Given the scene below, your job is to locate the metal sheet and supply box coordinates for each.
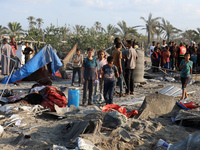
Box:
[158,85,175,94]
[158,86,195,97]
[118,97,145,106]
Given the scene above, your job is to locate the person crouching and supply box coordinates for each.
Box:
[100,56,119,104]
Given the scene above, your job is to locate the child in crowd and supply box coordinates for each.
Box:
[94,50,107,95]
[190,49,197,72]
[112,42,125,97]
[151,47,159,72]
[179,52,193,100]
[82,48,98,106]
[71,49,83,86]
[101,56,119,104]
[163,46,171,73]
[160,47,165,68]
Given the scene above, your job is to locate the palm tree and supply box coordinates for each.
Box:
[140,13,161,47]
[0,25,7,38]
[73,25,85,35]
[154,27,163,41]
[5,22,24,36]
[160,18,182,43]
[192,28,200,43]
[106,24,118,36]
[36,18,44,28]
[59,25,70,41]
[116,20,138,38]
[94,21,104,32]
[27,16,36,29]
[181,30,196,43]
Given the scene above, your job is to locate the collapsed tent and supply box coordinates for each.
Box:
[62,43,78,69]
[1,45,63,84]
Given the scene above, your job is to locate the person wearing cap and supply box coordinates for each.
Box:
[1,38,14,75]
[179,52,193,100]
[188,41,194,54]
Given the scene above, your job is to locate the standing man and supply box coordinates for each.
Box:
[177,43,187,70]
[150,41,155,71]
[1,38,14,75]
[72,49,83,87]
[161,40,167,49]
[124,40,138,95]
[23,42,35,64]
[9,37,18,55]
[197,43,200,68]
[112,42,125,97]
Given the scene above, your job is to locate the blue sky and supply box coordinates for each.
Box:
[1,0,200,35]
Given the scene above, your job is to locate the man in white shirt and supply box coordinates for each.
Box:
[150,41,155,56]
[72,49,83,86]
[150,41,155,69]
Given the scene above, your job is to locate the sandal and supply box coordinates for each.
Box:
[130,92,134,95]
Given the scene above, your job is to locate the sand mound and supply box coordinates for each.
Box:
[137,93,180,119]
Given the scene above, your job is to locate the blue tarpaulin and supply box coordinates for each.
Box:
[1,45,63,84]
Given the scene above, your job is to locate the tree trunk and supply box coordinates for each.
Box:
[167,34,170,43]
[147,30,150,56]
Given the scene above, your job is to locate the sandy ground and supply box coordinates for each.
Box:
[0,57,199,150]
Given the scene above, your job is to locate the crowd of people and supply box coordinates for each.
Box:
[2,36,195,105]
[150,40,200,73]
[72,38,138,106]
[150,40,198,101]
[1,37,35,76]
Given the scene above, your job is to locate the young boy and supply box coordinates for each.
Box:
[151,47,159,72]
[163,46,171,73]
[112,42,125,97]
[72,49,83,86]
[82,48,98,105]
[179,52,193,100]
[100,56,119,104]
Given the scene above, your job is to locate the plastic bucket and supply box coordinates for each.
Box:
[68,87,79,108]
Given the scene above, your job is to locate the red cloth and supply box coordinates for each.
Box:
[55,71,62,78]
[102,104,138,118]
[179,101,199,109]
[41,86,67,111]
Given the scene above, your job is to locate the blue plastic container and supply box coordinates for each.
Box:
[68,87,79,108]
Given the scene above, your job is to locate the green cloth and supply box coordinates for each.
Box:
[180,60,193,77]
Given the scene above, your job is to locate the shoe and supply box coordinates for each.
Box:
[88,103,94,105]
[119,93,126,97]
[130,92,134,95]
[82,103,87,106]
[71,83,74,86]
[126,93,130,95]
[114,93,119,96]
